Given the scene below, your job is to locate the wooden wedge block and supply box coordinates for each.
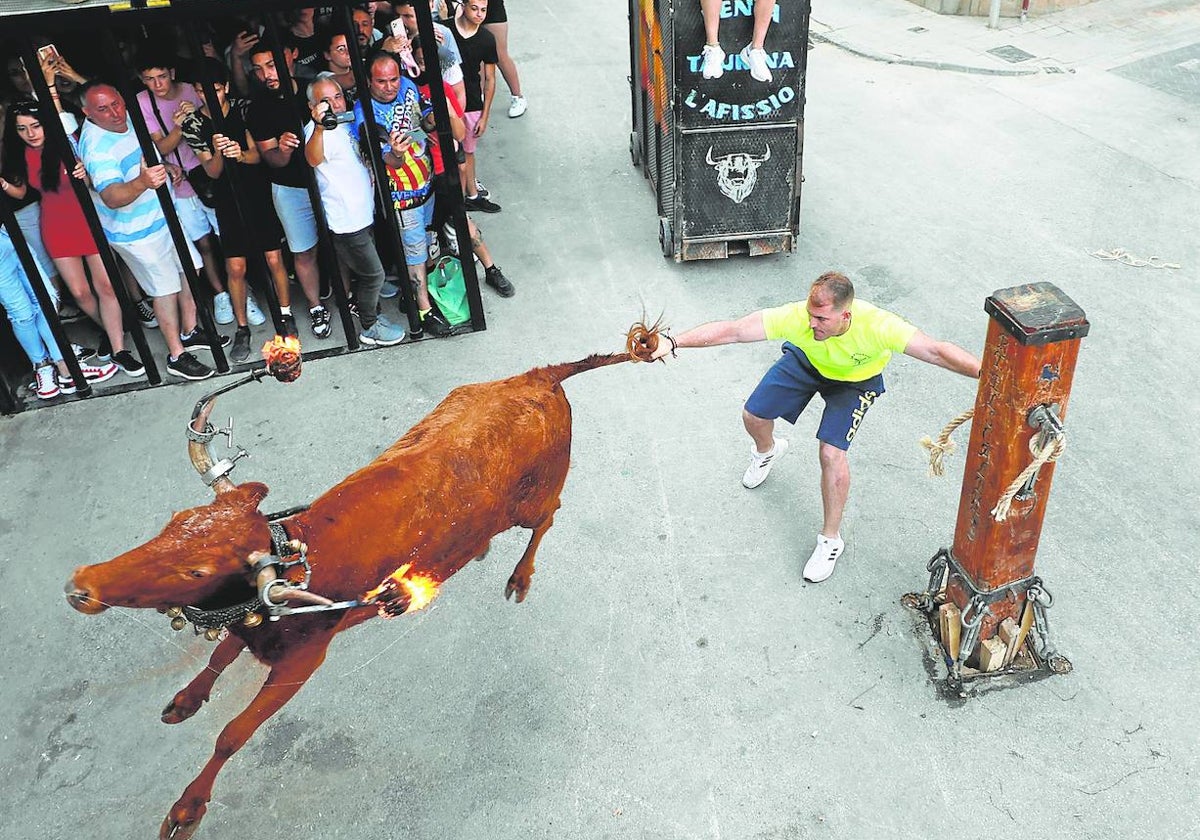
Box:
[998,617,1021,666]
[938,602,961,661]
[978,636,1007,672]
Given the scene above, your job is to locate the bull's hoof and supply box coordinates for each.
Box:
[161,695,202,724]
[159,814,200,840]
[504,576,529,603]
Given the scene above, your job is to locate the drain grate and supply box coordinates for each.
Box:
[907,25,928,33]
[988,44,1037,63]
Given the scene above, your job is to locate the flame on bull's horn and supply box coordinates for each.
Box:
[363,563,441,614]
[262,335,303,382]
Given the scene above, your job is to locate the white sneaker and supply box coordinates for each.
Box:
[245,294,267,326]
[701,44,726,79]
[213,291,234,325]
[740,44,772,83]
[742,437,789,489]
[34,364,60,400]
[803,535,844,583]
[507,95,527,118]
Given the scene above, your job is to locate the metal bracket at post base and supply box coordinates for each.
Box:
[901,548,1072,699]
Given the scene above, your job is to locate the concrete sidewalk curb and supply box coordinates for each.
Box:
[810,22,1042,77]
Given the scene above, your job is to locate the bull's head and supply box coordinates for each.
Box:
[706,144,771,204]
[65,399,272,614]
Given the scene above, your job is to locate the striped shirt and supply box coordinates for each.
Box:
[78,119,167,243]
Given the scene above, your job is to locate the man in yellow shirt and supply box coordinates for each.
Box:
[654,271,981,583]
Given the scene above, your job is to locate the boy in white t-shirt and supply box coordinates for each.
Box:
[303,75,404,346]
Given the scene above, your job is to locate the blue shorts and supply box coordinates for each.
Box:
[396,197,435,266]
[745,342,886,451]
[270,183,319,254]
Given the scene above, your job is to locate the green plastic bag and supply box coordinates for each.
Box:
[427,256,471,326]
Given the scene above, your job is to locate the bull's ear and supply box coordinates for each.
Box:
[218,482,270,510]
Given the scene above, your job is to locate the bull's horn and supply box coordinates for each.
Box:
[188,398,236,494]
[706,145,718,166]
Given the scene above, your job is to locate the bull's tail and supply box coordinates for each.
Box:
[536,318,666,385]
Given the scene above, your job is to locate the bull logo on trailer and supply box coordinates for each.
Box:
[707,144,770,204]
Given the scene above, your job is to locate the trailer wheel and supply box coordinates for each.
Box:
[659,217,673,259]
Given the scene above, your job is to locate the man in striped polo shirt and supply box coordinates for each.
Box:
[78,81,227,380]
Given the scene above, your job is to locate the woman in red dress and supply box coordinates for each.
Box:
[1,97,141,374]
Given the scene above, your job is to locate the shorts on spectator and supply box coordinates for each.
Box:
[271,183,319,254]
[745,342,887,452]
[462,111,483,154]
[396,198,435,266]
[109,227,201,298]
[176,194,220,241]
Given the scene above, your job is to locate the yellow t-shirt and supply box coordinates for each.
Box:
[762,299,918,381]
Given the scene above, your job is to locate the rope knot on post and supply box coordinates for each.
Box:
[990,433,1066,522]
[920,408,975,477]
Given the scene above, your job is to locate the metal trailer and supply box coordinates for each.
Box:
[628,0,810,262]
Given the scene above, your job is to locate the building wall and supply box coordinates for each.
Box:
[906,0,1098,15]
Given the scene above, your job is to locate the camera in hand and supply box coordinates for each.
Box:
[320,110,355,130]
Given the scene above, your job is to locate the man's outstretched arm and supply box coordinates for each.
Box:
[903,331,981,378]
[652,311,767,360]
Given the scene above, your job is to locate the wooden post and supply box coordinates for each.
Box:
[945,283,1089,646]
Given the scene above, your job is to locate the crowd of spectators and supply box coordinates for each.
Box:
[0,0,524,399]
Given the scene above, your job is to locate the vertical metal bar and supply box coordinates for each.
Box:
[336,2,421,336]
[411,0,484,330]
[0,194,90,395]
[180,20,288,339]
[18,39,162,385]
[263,11,360,350]
[99,28,231,372]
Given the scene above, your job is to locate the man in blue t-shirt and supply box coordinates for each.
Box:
[651,271,982,583]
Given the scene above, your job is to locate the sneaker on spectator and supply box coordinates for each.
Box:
[360,316,406,346]
[281,313,298,338]
[166,352,214,381]
[441,223,459,256]
[421,309,452,337]
[309,305,332,338]
[474,179,490,198]
[507,95,527,118]
[464,194,501,214]
[739,44,772,83]
[181,329,231,350]
[428,235,441,262]
[58,359,118,391]
[96,335,112,362]
[213,291,235,325]
[135,298,159,328]
[71,342,97,361]
[701,44,725,79]
[742,437,789,489]
[802,534,845,583]
[34,364,60,400]
[245,295,267,326]
[111,349,146,377]
[230,326,252,362]
[484,265,515,297]
[379,278,400,299]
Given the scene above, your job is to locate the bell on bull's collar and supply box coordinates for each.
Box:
[204,628,222,642]
[243,612,264,628]
[170,616,188,631]
[166,606,183,618]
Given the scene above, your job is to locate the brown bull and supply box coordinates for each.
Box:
[65,330,660,840]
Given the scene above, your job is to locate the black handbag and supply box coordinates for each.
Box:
[185,165,218,208]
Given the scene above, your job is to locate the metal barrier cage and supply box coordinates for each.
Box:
[0,0,485,414]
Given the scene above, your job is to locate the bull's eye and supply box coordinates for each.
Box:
[189,569,210,579]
